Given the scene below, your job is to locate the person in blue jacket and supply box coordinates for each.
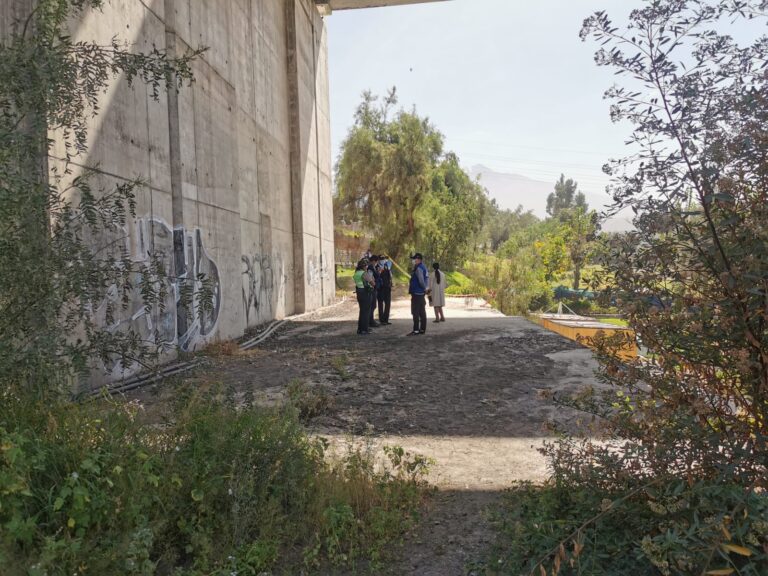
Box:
[408,252,429,335]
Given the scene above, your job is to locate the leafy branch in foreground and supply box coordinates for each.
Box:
[490,1,768,574]
[0,0,203,392]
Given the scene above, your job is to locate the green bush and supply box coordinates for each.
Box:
[488,447,768,575]
[444,284,467,295]
[0,387,430,575]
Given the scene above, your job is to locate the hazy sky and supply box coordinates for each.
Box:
[326,0,646,204]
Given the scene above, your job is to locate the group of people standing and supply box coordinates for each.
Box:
[353,254,393,335]
[352,251,446,336]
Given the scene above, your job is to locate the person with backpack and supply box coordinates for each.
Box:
[430,262,447,323]
[408,252,429,335]
[353,259,373,335]
[377,256,393,325]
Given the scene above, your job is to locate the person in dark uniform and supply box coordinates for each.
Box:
[408,252,429,335]
[353,259,371,335]
[377,255,393,325]
[367,255,381,328]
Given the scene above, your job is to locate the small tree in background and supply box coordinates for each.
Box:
[546,174,588,219]
[544,175,599,289]
[0,0,202,393]
[534,229,569,283]
[562,206,600,290]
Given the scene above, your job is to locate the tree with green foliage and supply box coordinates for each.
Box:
[534,228,569,282]
[492,2,768,574]
[546,174,588,218]
[0,0,202,393]
[561,206,600,290]
[416,153,488,268]
[481,202,540,253]
[334,89,444,259]
[543,174,599,289]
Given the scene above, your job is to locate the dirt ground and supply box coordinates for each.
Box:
[129,296,601,575]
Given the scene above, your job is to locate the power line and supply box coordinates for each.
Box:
[457,150,611,172]
[446,137,622,158]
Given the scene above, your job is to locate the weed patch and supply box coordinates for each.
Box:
[0,387,429,575]
[287,379,335,422]
[330,353,352,381]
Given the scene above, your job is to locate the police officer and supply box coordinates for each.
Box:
[377,255,393,325]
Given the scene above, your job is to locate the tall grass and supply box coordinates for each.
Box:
[0,385,430,575]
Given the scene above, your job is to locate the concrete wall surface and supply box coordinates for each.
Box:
[2,0,336,382]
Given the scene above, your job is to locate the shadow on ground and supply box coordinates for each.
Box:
[129,298,602,575]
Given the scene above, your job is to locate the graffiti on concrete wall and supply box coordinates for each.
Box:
[321,252,332,284]
[307,255,320,287]
[306,253,332,288]
[241,253,285,325]
[95,217,221,364]
[173,225,222,351]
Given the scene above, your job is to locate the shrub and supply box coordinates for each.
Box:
[488,2,768,574]
[465,254,551,315]
[488,442,768,576]
[444,284,467,295]
[286,379,335,422]
[0,1,203,392]
[0,386,429,575]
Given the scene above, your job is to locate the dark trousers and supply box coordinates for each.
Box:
[411,294,427,333]
[378,288,391,323]
[369,289,378,324]
[356,289,371,333]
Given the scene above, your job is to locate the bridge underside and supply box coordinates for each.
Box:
[319,0,447,12]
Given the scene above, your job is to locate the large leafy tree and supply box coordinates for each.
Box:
[0,1,201,392]
[586,0,768,464]
[416,153,488,268]
[335,89,444,258]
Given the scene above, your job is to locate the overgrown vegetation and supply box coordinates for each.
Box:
[488,1,768,573]
[0,386,430,574]
[0,3,431,573]
[0,0,205,392]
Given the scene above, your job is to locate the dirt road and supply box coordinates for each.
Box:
[132,296,600,574]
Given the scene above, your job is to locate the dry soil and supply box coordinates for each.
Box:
[129,296,601,575]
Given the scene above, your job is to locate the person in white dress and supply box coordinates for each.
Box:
[430,262,447,322]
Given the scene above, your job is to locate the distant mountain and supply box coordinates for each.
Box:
[470,164,633,231]
[470,165,552,217]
